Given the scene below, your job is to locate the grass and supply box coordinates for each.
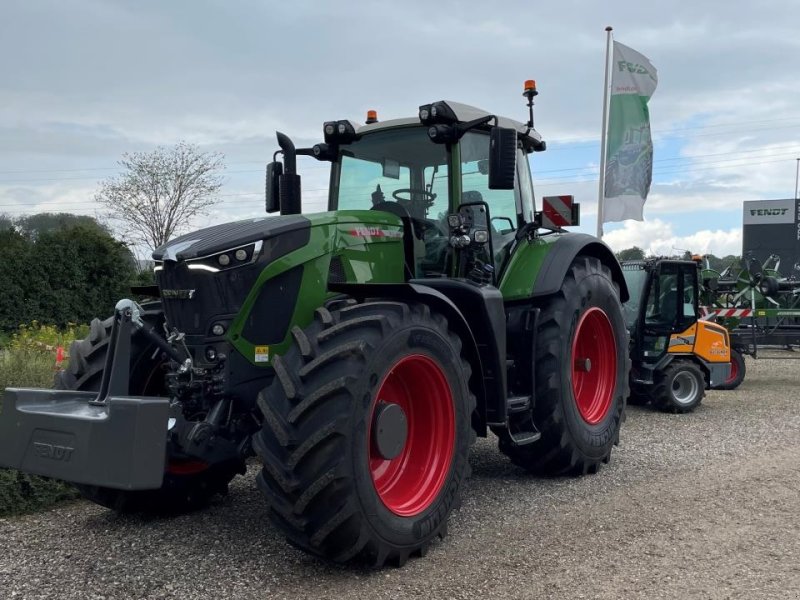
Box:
[0,345,81,516]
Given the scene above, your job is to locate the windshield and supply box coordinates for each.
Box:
[334,127,449,220]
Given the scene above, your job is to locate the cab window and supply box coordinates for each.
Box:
[459,132,517,231]
[459,132,519,270]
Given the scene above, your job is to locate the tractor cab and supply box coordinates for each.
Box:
[320,101,546,282]
[622,258,731,412]
[265,95,574,288]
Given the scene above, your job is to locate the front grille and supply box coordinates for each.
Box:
[156,262,260,335]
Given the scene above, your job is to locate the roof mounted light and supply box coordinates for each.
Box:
[365,109,378,124]
[418,101,458,126]
[323,120,358,144]
[427,124,459,144]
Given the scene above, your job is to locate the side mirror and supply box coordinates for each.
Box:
[488,127,517,190]
[265,161,282,213]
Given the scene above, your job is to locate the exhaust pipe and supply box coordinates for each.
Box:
[276,132,301,215]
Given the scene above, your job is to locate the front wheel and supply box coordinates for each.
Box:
[253,301,475,567]
[498,256,629,475]
[651,359,706,413]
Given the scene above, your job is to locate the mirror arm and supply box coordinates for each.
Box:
[456,115,495,137]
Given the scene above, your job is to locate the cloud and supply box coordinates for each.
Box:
[2,0,800,250]
[604,218,742,256]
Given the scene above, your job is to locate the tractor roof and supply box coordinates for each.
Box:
[355,101,543,145]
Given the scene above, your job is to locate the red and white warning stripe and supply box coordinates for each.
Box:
[542,195,574,228]
[700,307,753,318]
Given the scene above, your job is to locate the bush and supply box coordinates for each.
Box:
[0,324,87,515]
[0,470,79,517]
[8,321,89,353]
[0,223,136,333]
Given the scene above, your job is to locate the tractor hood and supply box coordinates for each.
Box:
[152,215,311,262]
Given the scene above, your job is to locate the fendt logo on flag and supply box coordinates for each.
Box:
[542,195,575,228]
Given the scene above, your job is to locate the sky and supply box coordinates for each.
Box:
[1,0,799,257]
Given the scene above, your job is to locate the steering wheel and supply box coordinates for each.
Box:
[371,200,445,240]
[392,188,436,204]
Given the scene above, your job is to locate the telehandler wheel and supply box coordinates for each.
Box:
[54,305,243,514]
[498,256,629,476]
[253,301,475,567]
[714,348,745,390]
[651,359,705,413]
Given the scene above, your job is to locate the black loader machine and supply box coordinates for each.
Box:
[0,82,631,566]
[622,258,731,412]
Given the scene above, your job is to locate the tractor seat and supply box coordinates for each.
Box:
[462,190,484,205]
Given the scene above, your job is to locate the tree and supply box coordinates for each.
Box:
[0,228,35,331]
[616,246,646,261]
[96,142,224,252]
[0,213,13,231]
[0,221,137,332]
[31,226,136,326]
[15,212,109,239]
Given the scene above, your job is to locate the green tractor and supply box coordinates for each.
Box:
[0,85,630,566]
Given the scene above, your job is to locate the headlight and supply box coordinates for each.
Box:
[185,241,263,273]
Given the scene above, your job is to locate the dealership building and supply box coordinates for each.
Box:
[742,198,800,274]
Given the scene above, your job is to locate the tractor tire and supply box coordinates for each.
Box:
[714,348,745,390]
[498,256,629,476]
[54,305,243,514]
[651,359,705,413]
[253,301,475,567]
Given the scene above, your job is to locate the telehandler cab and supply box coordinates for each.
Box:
[1,82,630,566]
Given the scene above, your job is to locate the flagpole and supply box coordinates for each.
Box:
[596,26,613,239]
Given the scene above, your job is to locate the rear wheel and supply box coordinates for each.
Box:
[55,306,243,513]
[253,301,475,566]
[651,359,705,413]
[498,256,629,475]
[714,348,745,390]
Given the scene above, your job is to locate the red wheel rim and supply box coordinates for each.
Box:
[166,459,208,476]
[368,354,455,517]
[726,356,738,384]
[571,307,617,425]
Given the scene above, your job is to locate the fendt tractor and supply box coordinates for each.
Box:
[622,258,731,413]
[0,82,630,567]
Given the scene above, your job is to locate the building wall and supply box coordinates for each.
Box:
[742,198,800,276]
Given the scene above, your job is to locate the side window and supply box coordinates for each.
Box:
[682,269,697,320]
[646,270,678,327]
[460,133,517,233]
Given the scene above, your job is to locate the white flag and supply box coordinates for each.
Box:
[602,42,658,223]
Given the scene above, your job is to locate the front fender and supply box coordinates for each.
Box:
[329,280,506,437]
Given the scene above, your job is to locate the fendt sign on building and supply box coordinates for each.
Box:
[742,199,800,272]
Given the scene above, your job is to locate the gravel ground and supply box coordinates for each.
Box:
[2,355,799,599]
